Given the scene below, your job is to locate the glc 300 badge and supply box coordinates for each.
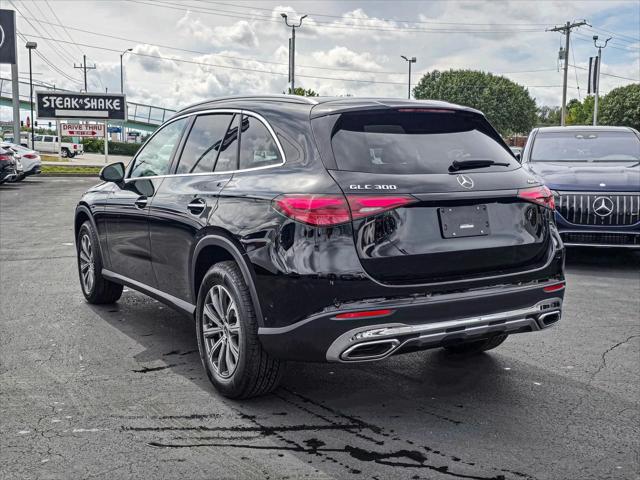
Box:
[593,196,614,217]
[457,174,474,189]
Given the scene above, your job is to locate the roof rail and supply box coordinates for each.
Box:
[177,94,318,113]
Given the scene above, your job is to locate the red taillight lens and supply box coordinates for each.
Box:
[273,194,351,226]
[335,309,394,319]
[0,154,12,161]
[543,282,565,292]
[347,195,417,220]
[518,185,555,210]
[23,153,36,159]
[273,194,416,227]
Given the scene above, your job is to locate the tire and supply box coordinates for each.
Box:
[196,261,284,399]
[443,334,508,355]
[61,148,69,158]
[68,152,76,159]
[77,221,123,304]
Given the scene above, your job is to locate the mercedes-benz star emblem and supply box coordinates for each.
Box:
[457,174,474,189]
[593,196,614,217]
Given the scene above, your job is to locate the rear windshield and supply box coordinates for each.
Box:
[329,111,518,174]
[531,131,640,162]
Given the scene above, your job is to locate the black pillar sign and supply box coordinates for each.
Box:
[0,9,17,65]
[36,91,127,120]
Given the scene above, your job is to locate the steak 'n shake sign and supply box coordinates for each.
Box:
[36,91,127,120]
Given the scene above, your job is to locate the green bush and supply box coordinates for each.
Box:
[81,138,142,156]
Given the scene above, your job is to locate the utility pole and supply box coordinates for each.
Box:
[281,13,307,93]
[592,35,611,126]
[548,20,589,126]
[25,41,38,150]
[401,56,417,99]
[74,54,96,92]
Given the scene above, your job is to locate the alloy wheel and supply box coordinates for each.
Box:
[202,284,241,379]
[79,233,95,293]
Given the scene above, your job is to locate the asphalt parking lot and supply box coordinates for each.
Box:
[1,177,639,480]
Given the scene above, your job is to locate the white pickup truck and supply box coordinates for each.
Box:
[32,134,84,158]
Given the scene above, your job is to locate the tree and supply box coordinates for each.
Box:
[412,69,537,136]
[566,96,594,125]
[286,87,319,97]
[537,105,562,126]
[599,83,640,130]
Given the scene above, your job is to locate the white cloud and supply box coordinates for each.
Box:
[131,44,178,73]
[177,11,258,48]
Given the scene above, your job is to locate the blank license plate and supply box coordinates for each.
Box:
[438,205,490,238]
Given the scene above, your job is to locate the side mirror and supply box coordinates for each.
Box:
[100,162,125,183]
[515,152,521,162]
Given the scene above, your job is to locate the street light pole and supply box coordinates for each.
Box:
[120,48,132,94]
[401,56,417,99]
[592,35,611,126]
[120,48,132,142]
[281,13,307,93]
[25,41,37,150]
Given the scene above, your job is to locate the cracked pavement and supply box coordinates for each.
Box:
[1,177,639,480]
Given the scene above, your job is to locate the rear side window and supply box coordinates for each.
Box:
[176,114,233,174]
[238,115,282,170]
[214,114,240,172]
[329,111,517,174]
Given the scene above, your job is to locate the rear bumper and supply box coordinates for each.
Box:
[259,280,565,362]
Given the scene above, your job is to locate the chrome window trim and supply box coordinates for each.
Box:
[125,108,287,182]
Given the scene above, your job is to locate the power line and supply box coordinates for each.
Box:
[128,0,547,34]
[18,32,579,90]
[570,36,581,99]
[15,16,561,78]
[570,64,640,82]
[201,0,556,26]
[14,0,77,65]
[43,0,84,55]
[16,31,84,86]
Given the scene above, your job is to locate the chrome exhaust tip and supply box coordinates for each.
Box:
[341,339,400,361]
[538,310,561,328]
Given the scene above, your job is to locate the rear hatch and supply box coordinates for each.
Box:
[312,108,554,285]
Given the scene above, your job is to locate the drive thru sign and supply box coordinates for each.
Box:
[61,123,105,137]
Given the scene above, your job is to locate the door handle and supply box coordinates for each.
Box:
[134,196,148,209]
[187,198,207,215]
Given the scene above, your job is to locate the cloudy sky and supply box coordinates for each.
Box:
[1,0,639,120]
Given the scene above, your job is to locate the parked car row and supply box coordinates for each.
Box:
[2,132,84,158]
[0,142,42,184]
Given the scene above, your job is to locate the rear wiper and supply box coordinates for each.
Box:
[449,159,511,172]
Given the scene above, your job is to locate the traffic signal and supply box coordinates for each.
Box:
[20,120,24,126]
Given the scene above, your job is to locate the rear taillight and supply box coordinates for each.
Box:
[543,282,565,293]
[23,153,36,159]
[272,194,416,226]
[518,185,555,210]
[273,195,350,226]
[347,195,416,220]
[0,154,12,161]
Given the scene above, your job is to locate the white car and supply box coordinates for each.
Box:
[1,143,42,181]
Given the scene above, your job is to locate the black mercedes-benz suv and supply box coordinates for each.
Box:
[75,96,565,398]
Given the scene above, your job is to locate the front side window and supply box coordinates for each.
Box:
[531,131,640,162]
[176,114,233,174]
[129,118,188,178]
[35,135,43,142]
[44,136,54,142]
[238,115,282,170]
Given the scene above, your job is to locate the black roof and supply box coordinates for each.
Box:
[176,95,483,118]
